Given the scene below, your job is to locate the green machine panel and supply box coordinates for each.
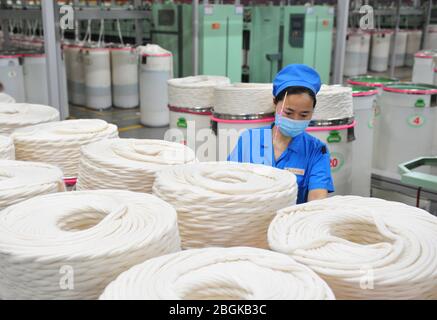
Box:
[151,3,193,78]
[282,5,334,84]
[248,5,283,83]
[312,6,334,84]
[199,4,243,82]
[151,3,243,82]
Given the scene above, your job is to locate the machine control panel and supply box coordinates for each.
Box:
[289,14,305,48]
[158,9,175,26]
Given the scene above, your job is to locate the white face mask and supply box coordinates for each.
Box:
[275,113,310,138]
[274,91,310,138]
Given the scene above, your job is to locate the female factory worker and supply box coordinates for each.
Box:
[228,64,334,204]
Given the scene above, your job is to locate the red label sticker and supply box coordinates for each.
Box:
[330,158,339,168]
[407,115,426,128]
[330,152,345,173]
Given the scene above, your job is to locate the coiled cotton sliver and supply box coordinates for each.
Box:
[168,76,230,109]
[0,160,65,210]
[100,247,335,300]
[0,103,60,134]
[0,190,181,299]
[12,119,118,178]
[77,139,196,193]
[0,136,14,160]
[153,162,298,249]
[313,85,353,121]
[268,195,437,299]
[0,93,16,103]
[213,83,274,115]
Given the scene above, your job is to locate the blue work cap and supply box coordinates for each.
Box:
[272,64,322,97]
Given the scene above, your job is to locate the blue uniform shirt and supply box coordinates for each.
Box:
[228,126,334,204]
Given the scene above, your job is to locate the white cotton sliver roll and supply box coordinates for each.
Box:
[313,85,354,121]
[168,75,231,109]
[77,138,196,193]
[153,162,298,249]
[213,83,274,115]
[268,195,437,300]
[0,102,59,135]
[100,247,335,300]
[0,160,65,210]
[0,135,14,160]
[0,189,181,299]
[11,119,119,178]
[0,93,16,103]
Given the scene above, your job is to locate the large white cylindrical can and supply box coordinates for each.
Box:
[347,75,399,95]
[138,44,173,127]
[212,113,275,162]
[307,121,356,196]
[390,31,408,67]
[22,53,49,105]
[111,47,139,109]
[359,32,371,74]
[373,83,437,176]
[425,24,437,49]
[167,76,230,162]
[344,31,371,76]
[350,86,378,197]
[406,30,423,67]
[82,47,112,110]
[412,51,436,85]
[0,55,25,102]
[65,44,86,106]
[344,32,362,77]
[60,50,70,119]
[168,107,215,162]
[370,31,392,72]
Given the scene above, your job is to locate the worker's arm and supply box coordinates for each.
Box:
[307,145,335,202]
[308,189,328,202]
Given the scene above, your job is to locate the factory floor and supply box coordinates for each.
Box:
[70,67,414,138]
[69,104,168,139]
[365,66,413,82]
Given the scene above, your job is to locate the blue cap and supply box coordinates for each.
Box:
[272,64,322,98]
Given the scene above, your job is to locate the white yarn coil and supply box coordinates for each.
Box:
[77,138,196,193]
[0,190,181,300]
[100,247,335,300]
[0,160,65,210]
[268,196,437,300]
[213,83,274,115]
[0,135,14,160]
[12,119,118,178]
[313,85,353,121]
[168,76,230,109]
[0,93,16,103]
[0,103,60,135]
[153,162,298,249]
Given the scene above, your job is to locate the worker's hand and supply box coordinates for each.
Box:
[308,189,328,202]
